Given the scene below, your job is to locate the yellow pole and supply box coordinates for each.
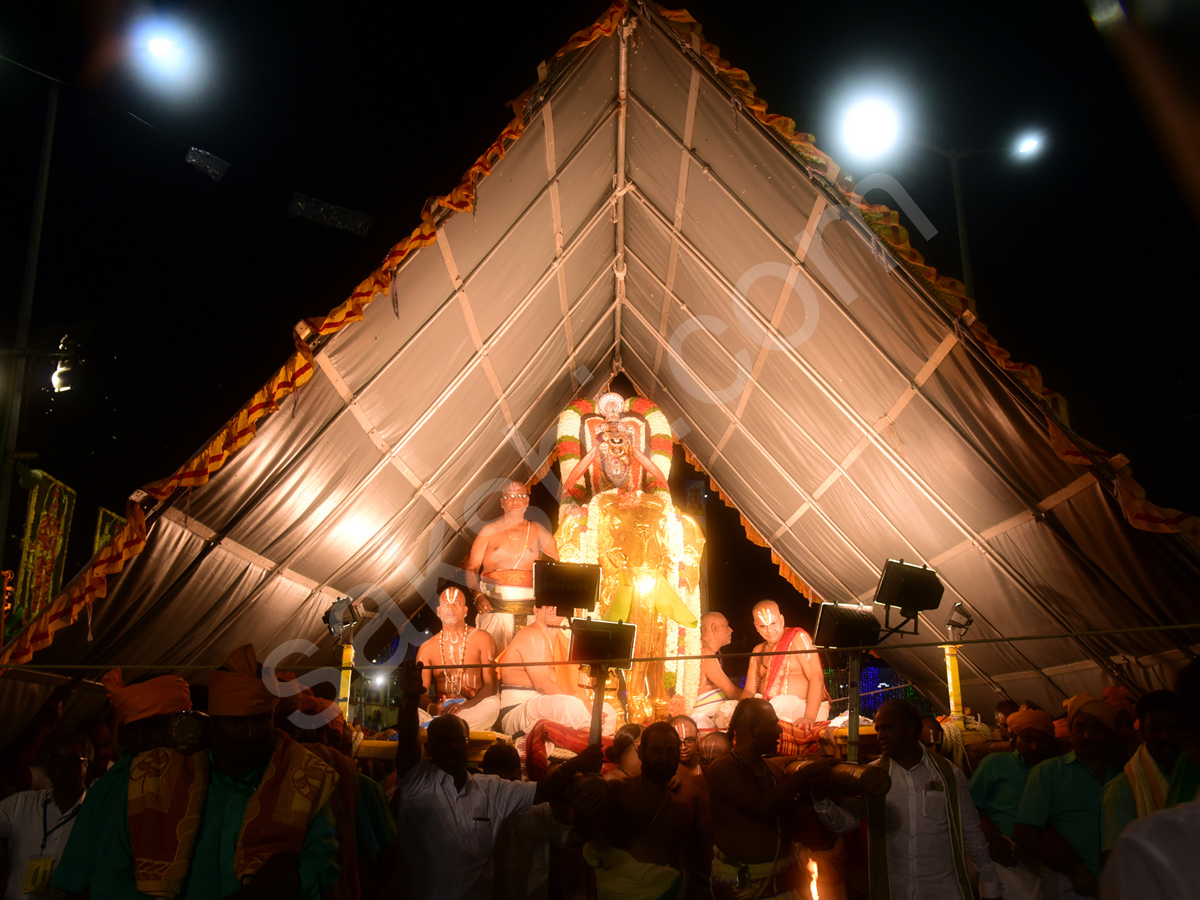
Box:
[339,642,354,720]
[942,643,964,726]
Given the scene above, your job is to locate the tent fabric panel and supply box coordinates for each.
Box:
[542,34,618,175]
[324,492,442,600]
[355,297,477,447]
[770,528,861,604]
[784,512,879,599]
[623,193,673,282]
[34,516,207,667]
[184,373,347,535]
[624,104,688,230]
[626,19,696,139]
[737,389,835,497]
[323,244,457,396]
[1050,484,1200,627]
[845,445,965,560]
[564,219,617,301]
[889,393,1028,535]
[989,520,1171,660]
[287,463,417,585]
[717,428,803,524]
[556,117,618,245]
[687,72,823,264]
[753,349,863,465]
[919,344,1082,501]
[815,477,922,575]
[811,219,950,374]
[403,368,507,483]
[179,575,320,669]
[427,407,518,516]
[225,414,384,561]
[570,271,617,350]
[489,278,566,390]
[437,115,553,282]
[460,195,557,346]
[501,332,573,426]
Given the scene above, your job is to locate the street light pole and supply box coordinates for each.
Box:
[947,147,974,299]
[0,82,58,574]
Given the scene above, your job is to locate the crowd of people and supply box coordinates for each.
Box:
[0,624,1195,900]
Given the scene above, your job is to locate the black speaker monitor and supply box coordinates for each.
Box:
[814,604,882,649]
[568,618,637,670]
[533,560,601,617]
[874,559,944,617]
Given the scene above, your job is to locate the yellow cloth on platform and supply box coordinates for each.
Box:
[1125,743,1170,817]
[583,840,682,900]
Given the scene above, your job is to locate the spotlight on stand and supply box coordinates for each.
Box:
[325,596,359,640]
[873,558,944,639]
[814,603,883,765]
[945,600,973,639]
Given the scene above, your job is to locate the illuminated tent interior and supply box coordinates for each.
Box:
[4,1,1199,727]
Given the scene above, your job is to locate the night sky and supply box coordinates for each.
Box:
[2,1,1198,644]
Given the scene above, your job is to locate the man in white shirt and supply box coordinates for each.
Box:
[1102,660,1200,900]
[0,733,91,899]
[392,659,601,900]
[815,699,1001,900]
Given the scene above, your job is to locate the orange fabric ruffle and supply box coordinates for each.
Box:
[102,669,192,725]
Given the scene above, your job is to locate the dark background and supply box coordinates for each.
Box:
[3,1,1198,651]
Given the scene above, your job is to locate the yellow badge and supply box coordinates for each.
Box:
[22,857,54,894]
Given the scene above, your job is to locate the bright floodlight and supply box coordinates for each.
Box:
[131,17,202,92]
[373,675,385,687]
[841,98,901,159]
[1016,133,1042,157]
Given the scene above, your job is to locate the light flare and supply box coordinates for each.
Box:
[807,858,819,900]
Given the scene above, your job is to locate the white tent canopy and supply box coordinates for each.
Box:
[5,3,1198,723]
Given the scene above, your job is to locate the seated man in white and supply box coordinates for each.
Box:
[718,600,828,730]
[498,601,615,736]
[414,584,501,732]
[693,611,740,731]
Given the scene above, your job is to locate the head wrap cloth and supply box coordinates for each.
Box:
[1065,693,1118,730]
[102,670,192,725]
[1006,708,1055,738]
[209,644,278,717]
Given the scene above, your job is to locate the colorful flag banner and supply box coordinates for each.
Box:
[94,507,127,555]
[15,472,76,621]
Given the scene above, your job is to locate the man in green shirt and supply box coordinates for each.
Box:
[969,707,1056,900]
[1101,690,1188,855]
[1014,694,1121,899]
[53,647,339,900]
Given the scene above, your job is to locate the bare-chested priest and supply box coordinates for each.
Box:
[467,480,558,653]
[743,600,829,730]
[414,586,500,731]
[693,611,740,731]
[498,601,616,736]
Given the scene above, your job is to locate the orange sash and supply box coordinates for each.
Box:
[128,748,210,899]
[482,568,534,588]
[235,733,339,880]
[763,628,803,700]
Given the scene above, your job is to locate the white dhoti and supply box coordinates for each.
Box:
[995,859,1043,900]
[768,694,830,724]
[439,693,502,732]
[499,686,615,736]
[692,688,728,731]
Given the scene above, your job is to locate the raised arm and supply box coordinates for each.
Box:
[394,660,426,779]
[708,756,837,821]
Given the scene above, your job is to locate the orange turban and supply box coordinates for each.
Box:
[1006,708,1055,738]
[297,689,345,734]
[102,669,192,725]
[1066,693,1118,730]
[209,645,278,717]
[273,672,302,715]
